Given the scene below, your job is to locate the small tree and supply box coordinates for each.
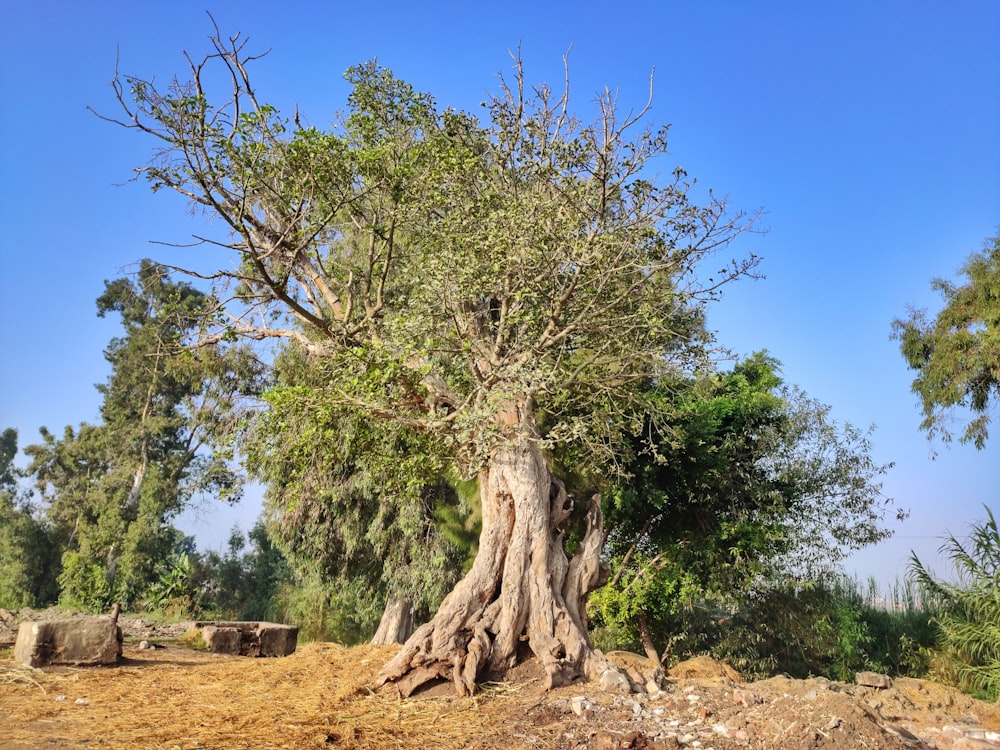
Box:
[101,28,759,693]
[893,231,1000,449]
[591,353,899,662]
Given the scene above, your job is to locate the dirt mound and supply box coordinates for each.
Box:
[1,619,999,749]
[668,655,746,684]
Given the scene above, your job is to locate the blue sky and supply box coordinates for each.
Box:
[1,1,997,587]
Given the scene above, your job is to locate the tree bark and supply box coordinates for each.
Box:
[375,430,619,697]
[637,612,661,665]
[371,596,415,645]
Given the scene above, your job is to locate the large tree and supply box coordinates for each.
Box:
[101,30,759,694]
[893,231,1000,449]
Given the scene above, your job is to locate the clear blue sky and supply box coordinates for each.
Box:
[1,1,997,587]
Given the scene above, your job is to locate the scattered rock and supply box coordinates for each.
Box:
[570,695,594,717]
[607,650,666,694]
[599,667,633,694]
[857,671,894,689]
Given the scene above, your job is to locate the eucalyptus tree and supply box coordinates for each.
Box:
[101,28,759,694]
[893,231,1000,449]
[25,262,261,608]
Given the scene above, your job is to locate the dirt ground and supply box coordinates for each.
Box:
[1,610,999,749]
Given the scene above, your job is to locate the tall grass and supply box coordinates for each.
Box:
[854,576,939,678]
[911,506,1000,701]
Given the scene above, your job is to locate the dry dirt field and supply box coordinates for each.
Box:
[1,613,999,750]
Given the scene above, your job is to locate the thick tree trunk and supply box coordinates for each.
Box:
[371,596,415,645]
[376,432,619,697]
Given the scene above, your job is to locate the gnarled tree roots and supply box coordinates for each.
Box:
[375,440,621,697]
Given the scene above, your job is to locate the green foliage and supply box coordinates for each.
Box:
[858,578,939,678]
[144,551,199,617]
[271,567,384,644]
[911,507,1000,700]
[24,263,262,610]
[590,353,900,660]
[197,523,293,621]
[245,343,472,618]
[0,428,58,608]
[893,231,1000,449]
[593,575,936,682]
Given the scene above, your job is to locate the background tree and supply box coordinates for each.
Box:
[0,428,58,608]
[893,231,1000,449]
[25,261,261,609]
[589,352,900,663]
[102,30,759,694]
[195,522,292,621]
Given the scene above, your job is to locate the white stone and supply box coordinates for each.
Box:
[598,668,631,694]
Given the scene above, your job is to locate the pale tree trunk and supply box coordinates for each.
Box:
[637,612,661,665]
[376,425,620,697]
[371,596,415,645]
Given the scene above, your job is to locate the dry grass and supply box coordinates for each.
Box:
[0,642,552,750]
[5,639,1000,750]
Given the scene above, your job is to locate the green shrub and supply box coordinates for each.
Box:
[590,574,938,682]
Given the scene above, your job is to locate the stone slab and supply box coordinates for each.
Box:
[202,625,243,655]
[189,621,298,657]
[13,617,122,667]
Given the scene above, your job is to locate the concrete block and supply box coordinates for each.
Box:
[190,621,298,657]
[202,625,242,655]
[13,617,122,667]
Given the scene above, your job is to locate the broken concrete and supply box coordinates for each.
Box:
[189,621,298,657]
[13,615,123,667]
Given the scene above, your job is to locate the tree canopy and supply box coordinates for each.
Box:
[893,231,1000,449]
[101,38,760,472]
